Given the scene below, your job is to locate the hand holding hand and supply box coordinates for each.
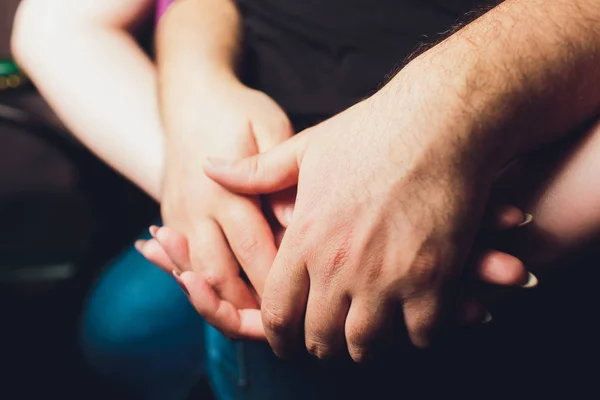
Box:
[160,80,294,318]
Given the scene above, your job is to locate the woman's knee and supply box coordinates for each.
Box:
[80,243,205,390]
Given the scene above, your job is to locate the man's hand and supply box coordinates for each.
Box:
[136,203,535,340]
[201,88,511,359]
[202,0,600,360]
[161,80,294,313]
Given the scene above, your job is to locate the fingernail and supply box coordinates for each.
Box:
[134,240,146,252]
[172,270,189,296]
[149,225,159,237]
[518,213,533,227]
[481,311,493,324]
[522,272,538,289]
[205,157,231,168]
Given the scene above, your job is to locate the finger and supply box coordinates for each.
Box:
[261,235,310,358]
[473,249,537,287]
[187,220,258,309]
[203,131,309,194]
[175,271,266,340]
[218,199,278,297]
[273,226,286,248]
[152,226,191,269]
[344,296,395,362]
[303,287,350,360]
[457,299,492,325]
[484,204,532,232]
[474,249,528,286]
[135,239,179,273]
[402,291,445,349]
[251,113,295,151]
[269,187,297,228]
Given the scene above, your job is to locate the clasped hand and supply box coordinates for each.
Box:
[140,88,534,361]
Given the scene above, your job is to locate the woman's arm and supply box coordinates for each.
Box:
[12,0,163,200]
[494,121,600,270]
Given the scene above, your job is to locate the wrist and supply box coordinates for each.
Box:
[161,74,245,138]
[383,42,522,181]
[375,64,505,187]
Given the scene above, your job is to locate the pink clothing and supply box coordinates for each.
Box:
[156,0,173,23]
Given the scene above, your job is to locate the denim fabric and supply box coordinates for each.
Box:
[80,227,485,399]
[79,231,332,400]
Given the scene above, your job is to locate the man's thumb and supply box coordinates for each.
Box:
[203,133,307,194]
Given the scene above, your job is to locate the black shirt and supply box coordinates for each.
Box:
[236,0,497,129]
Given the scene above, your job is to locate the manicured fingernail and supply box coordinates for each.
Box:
[149,225,159,237]
[522,272,538,289]
[481,311,493,324]
[134,240,146,252]
[205,157,231,168]
[172,270,189,296]
[518,213,533,227]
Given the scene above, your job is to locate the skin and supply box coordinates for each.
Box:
[156,0,295,312]
[198,0,600,361]
[12,0,294,309]
[494,120,600,272]
[13,0,534,346]
[137,204,532,339]
[12,0,164,199]
[16,0,600,363]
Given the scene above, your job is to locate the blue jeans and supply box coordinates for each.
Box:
[80,230,339,400]
[80,231,488,399]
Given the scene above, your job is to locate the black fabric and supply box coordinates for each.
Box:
[236,0,498,129]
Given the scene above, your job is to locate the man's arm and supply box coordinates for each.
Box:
[12,0,163,199]
[198,0,600,357]
[385,0,600,177]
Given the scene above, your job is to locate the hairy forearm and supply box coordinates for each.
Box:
[156,0,242,139]
[12,0,163,200]
[388,0,600,178]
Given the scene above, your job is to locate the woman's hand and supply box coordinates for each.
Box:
[160,80,295,322]
[137,203,535,340]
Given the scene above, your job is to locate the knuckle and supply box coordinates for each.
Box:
[399,251,444,294]
[262,307,292,336]
[236,233,261,261]
[316,240,352,286]
[348,344,370,363]
[246,157,262,184]
[274,117,293,137]
[202,270,229,290]
[411,333,433,349]
[345,326,370,355]
[405,308,438,348]
[328,246,350,274]
[344,318,381,363]
[227,202,249,219]
[305,336,335,360]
